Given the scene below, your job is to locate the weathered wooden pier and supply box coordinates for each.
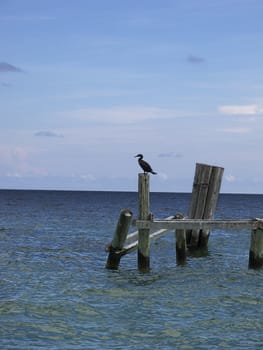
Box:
[106,163,263,271]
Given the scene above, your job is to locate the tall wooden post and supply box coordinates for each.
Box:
[138,173,150,272]
[105,208,133,269]
[187,163,224,248]
[189,164,212,247]
[199,165,224,247]
[249,220,263,269]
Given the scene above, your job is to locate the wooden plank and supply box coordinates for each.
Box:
[125,215,175,246]
[136,219,258,231]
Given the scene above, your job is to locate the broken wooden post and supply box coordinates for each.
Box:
[105,208,133,269]
[138,173,151,272]
[189,164,212,247]
[249,220,263,269]
[175,213,187,265]
[199,165,224,247]
[187,163,224,248]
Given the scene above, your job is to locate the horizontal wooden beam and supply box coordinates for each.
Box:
[135,219,261,231]
[113,218,263,258]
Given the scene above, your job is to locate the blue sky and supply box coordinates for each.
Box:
[1,0,263,193]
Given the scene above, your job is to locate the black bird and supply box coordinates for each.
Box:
[135,154,157,175]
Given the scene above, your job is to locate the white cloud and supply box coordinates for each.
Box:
[218,104,263,115]
[225,174,236,183]
[158,152,183,158]
[0,146,27,169]
[62,106,178,124]
[158,172,168,180]
[220,127,251,134]
[79,174,96,181]
[0,145,47,177]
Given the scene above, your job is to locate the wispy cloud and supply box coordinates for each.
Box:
[187,54,205,64]
[219,104,263,115]
[34,131,64,138]
[158,172,168,181]
[225,174,236,183]
[219,127,251,134]
[0,62,23,73]
[61,88,141,99]
[158,152,183,158]
[0,145,47,177]
[72,173,96,182]
[63,106,179,124]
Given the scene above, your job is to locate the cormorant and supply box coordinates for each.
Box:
[135,154,157,175]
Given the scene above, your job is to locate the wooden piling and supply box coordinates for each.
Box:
[187,163,224,248]
[189,164,212,247]
[138,173,151,272]
[199,165,224,247]
[175,213,187,265]
[249,220,263,269]
[105,208,133,269]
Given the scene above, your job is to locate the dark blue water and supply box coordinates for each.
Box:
[0,190,262,349]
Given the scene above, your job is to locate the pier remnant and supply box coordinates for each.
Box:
[106,162,262,271]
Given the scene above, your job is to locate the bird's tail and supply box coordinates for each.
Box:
[151,171,157,175]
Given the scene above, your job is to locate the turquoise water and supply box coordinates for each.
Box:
[0,190,262,349]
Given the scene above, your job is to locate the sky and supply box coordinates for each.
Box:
[1,0,263,193]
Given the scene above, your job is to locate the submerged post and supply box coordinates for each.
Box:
[249,220,263,269]
[138,173,150,272]
[175,213,187,265]
[105,208,133,269]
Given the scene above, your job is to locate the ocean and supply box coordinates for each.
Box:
[0,190,262,349]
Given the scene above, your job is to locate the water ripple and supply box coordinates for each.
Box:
[0,191,262,349]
